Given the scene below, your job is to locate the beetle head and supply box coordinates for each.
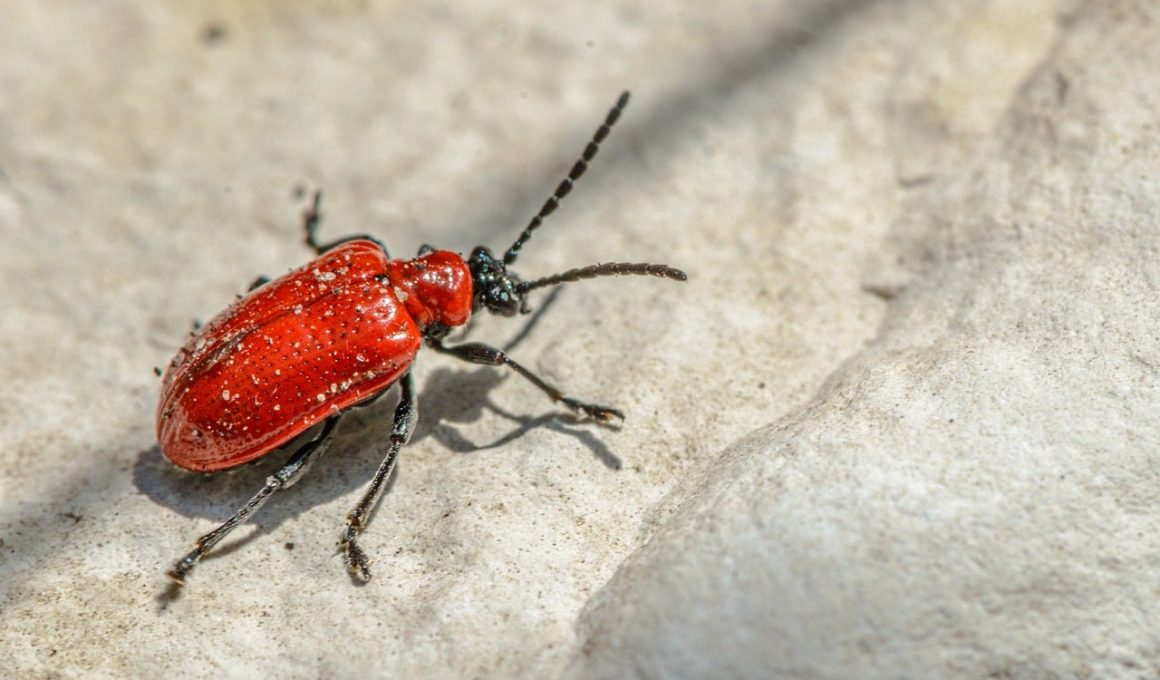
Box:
[468,246,527,317]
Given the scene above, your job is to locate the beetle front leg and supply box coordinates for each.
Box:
[428,339,623,423]
[166,417,340,585]
[341,371,416,581]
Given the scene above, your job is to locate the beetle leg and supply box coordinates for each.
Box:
[247,275,271,292]
[166,417,340,586]
[428,339,624,423]
[302,189,325,252]
[301,189,391,257]
[340,371,416,581]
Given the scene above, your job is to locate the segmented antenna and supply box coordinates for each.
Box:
[503,91,631,266]
[516,262,687,294]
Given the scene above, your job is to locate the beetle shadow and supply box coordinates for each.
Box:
[419,286,621,468]
[136,287,620,599]
[137,416,406,606]
[338,287,623,468]
[405,366,622,471]
[134,421,398,545]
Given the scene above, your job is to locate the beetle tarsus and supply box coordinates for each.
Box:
[567,399,624,423]
[166,566,189,586]
[165,542,205,585]
[341,530,373,581]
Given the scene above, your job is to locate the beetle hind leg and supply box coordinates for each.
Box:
[340,371,417,581]
[165,417,340,586]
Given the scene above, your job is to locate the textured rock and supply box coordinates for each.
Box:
[574,2,1160,677]
[2,0,1155,677]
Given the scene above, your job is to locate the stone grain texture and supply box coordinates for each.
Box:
[2,0,1155,678]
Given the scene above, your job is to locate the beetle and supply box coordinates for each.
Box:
[158,91,686,585]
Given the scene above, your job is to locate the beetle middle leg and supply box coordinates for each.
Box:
[428,339,623,423]
[340,371,416,581]
[166,416,340,585]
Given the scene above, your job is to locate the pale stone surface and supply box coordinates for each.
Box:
[2,0,1155,677]
[573,2,1160,678]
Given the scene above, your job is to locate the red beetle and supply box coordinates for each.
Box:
[158,92,686,585]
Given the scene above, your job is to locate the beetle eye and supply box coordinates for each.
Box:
[486,285,518,317]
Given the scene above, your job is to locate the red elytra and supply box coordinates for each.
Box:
[158,91,686,586]
[157,244,470,472]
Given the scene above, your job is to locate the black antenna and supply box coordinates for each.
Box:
[517,262,686,294]
[503,91,631,266]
